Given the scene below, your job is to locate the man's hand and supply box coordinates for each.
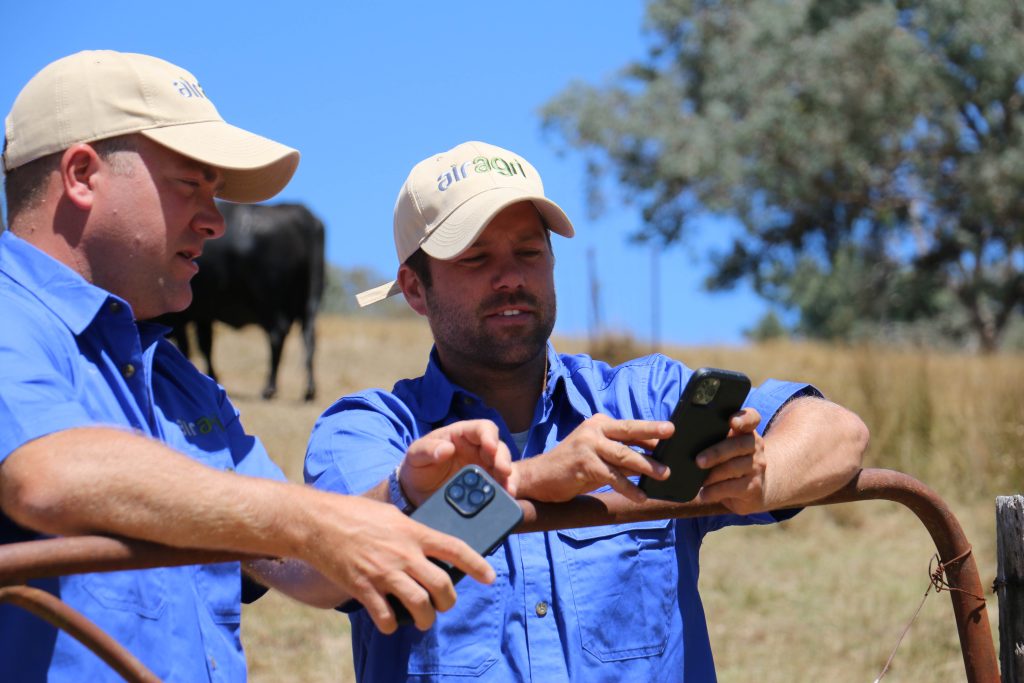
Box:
[693,408,768,514]
[512,414,673,502]
[302,492,496,634]
[399,420,514,506]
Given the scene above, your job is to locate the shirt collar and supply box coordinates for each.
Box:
[0,231,116,335]
[409,341,593,425]
[545,344,596,420]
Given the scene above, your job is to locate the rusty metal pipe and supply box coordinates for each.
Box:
[0,468,999,682]
[516,468,998,683]
[0,585,161,683]
[0,535,263,586]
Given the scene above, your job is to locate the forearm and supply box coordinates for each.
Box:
[244,558,352,609]
[1,427,328,559]
[761,397,868,508]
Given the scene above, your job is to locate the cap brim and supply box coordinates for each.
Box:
[141,121,299,203]
[422,187,574,260]
[356,188,575,307]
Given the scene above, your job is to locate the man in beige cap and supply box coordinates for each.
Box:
[0,52,511,682]
[305,140,868,682]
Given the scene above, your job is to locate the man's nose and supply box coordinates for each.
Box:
[492,254,526,290]
[194,201,226,239]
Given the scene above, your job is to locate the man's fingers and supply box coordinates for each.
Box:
[598,418,674,443]
[701,455,754,487]
[695,434,756,469]
[359,586,399,635]
[728,408,761,435]
[597,441,670,480]
[386,572,439,631]
[424,531,496,586]
[606,469,649,502]
[696,475,763,508]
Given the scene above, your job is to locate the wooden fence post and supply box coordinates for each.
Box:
[996,494,1024,681]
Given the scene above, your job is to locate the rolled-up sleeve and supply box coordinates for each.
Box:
[0,309,99,462]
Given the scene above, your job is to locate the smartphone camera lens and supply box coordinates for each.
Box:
[445,467,497,517]
[693,377,721,406]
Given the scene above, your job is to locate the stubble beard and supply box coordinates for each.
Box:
[425,290,556,371]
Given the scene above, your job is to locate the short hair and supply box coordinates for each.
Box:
[4,135,139,226]
[404,247,433,288]
[403,226,553,291]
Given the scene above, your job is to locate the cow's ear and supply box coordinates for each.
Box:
[397,264,428,316]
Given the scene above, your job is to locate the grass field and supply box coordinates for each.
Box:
[201,315,1023,682]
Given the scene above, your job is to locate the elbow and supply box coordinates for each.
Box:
[0,447,76,536]
[1,474,63,535]
[840,411,870,481]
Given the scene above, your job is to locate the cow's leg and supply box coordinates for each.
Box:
[196,320,218,384]
[262,320,288,400]
[300,315,316,402]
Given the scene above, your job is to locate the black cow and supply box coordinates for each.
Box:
[161,201,325,401]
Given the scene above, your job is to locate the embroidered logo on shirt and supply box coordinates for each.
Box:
[176,414,225,437]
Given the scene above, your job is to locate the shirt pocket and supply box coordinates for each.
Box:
[194,561,242,624]
[557,519,676,662]
[82,568,169,620]
[406,556,508,677]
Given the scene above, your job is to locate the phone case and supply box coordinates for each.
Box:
[639,367,751,503]
[389,464,523,624]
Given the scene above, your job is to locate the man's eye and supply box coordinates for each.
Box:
[460,255,486,265]
[179,179,200,188]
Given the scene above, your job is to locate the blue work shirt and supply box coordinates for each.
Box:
[305,344,815,682]
[0,231,285,682]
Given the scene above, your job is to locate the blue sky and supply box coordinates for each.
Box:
[2,2,766,345]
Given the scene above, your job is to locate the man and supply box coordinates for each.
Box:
[305,141,869,682]
[0,53,511,682]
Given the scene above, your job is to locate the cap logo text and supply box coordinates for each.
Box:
[172,78,206,99]
[437,155,527,191]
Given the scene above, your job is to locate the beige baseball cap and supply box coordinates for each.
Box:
[3,50,299,203]
[357,141,575,307]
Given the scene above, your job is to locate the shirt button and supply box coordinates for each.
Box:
[108,301,122,314]
[535,601,549,617]
[122,363,136,379]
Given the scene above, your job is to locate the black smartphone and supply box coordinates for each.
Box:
[639,367,752,503]
[389,464,523,625]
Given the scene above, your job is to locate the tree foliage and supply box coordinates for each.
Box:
[543,0,1024,350]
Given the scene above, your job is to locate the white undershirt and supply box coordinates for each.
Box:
[511,430,530,455]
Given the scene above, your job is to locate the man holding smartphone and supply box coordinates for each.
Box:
[0,54,509,682]
[304,140,869,682]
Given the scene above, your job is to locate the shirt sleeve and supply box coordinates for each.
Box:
[0,305,103,462]
[641,355,817,537]
[304,391,419,495]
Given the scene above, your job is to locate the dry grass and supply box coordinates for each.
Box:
[196,315,1022,682]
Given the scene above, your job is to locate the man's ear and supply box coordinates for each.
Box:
[59,144,102,210]
[398,264,428,317]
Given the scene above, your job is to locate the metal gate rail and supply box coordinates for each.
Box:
[0,468,999,682]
